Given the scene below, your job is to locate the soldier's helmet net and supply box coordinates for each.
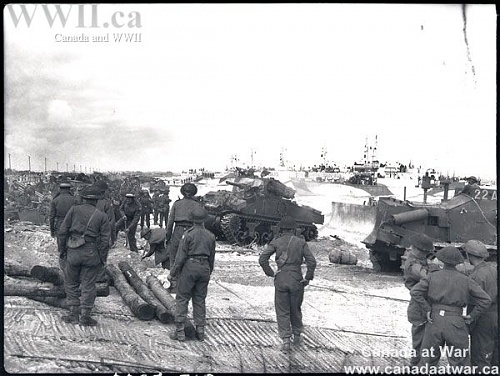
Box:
[463,240,489,258]
[435,246,465,265]
[278,216,297,230]
[81,186,102,200]
[190,206,208,223]
[181,183,197,197]
[409,233,434,253]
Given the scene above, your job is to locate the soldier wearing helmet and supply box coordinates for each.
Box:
[118,193,142,253]
[258,215,317,353]
[140,226,169,269]
[459,176,480,196]
[49,182,77,267]
[57,185,111,326]
[411,246,491,367]
[403,233,440,366]
[165,183,203,292]
[168,206,216,342]
[463,240,498,371]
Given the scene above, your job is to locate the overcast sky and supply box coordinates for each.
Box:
[3,4,497,180]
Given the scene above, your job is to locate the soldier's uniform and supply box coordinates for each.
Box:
[94,182,115,282]
[165,183,202,289]
[118,194,142,252]
[58,186,111,326]
[157,188,171,228]
[140,227,169,268]
[49,183,76,268]
[259,216,317,352]
[403,233,438,366]
[139,190,153,229]
[168,207,216,342]
[463,240,498,370]
[460,176,480,196]
[411,246,491,367]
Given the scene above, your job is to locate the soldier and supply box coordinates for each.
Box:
[94,181,115,282]
[167,207,216,342]
[157,187,171,228]
[138,189,153,229]
[117,193,142,253]
[410,246,491,367]
[165,183,202,292]
[151,188,161,225]
[58,186,111,326]
[463,240,498,371]
[49,182,77,269]
[459,176,480,196]
[258,216,317,353]
[140,227,169,269]
[403,233,440,366]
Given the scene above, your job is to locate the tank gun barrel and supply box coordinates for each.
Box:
[389,208,429,225]
[226,181,247,189]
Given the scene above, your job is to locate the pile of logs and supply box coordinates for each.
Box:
[4,261,195,339]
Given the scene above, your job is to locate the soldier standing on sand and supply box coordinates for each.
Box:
[165,182,202,292]
[402,233,440,366]
[94,181,115,282]
[462,240,498,371]
[410,246,491,367]
[167,207,216,342]
[49,182,76,269]
[117,193,142,253]
[258,216,317,353]
[157,187,171,228]
[58,186,111,326]
[139,189,153,230]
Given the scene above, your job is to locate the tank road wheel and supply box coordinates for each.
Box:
[302,226,318,241]
[254,223,273,245]
[220,214,252,246]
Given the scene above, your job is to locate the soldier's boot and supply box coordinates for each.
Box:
[280,338,291,353]
[79,308,98,326]
[169,323,186,341]
[293,333,303,346]
[61,306,80,324]
[195,326,205,341]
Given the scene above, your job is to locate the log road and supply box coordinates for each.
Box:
[4,236,415,373]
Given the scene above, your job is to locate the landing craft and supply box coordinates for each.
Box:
[362,182,497,272]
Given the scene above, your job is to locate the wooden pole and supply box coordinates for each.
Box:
[106,264,155,321]
[118,261,173,323]
[146,274,196,339]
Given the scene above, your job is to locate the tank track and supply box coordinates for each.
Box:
[219,213,318,246]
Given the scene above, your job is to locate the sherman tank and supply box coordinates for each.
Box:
[201,176,324,246]
[362,184,497,272]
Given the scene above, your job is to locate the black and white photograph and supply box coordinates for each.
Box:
[3,3,497,374]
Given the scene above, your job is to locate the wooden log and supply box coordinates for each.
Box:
[30,265,65,286]
[106,264,155,321]
[3,276,110,297]
[118,261,173,323]
[146,274,196,339]
[4,263,31,277]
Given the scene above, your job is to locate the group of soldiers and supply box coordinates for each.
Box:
[47,177,318,349]
[404,233,498,371]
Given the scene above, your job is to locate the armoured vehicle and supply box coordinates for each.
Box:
[201,175,324,246]
[362,185,497,272]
